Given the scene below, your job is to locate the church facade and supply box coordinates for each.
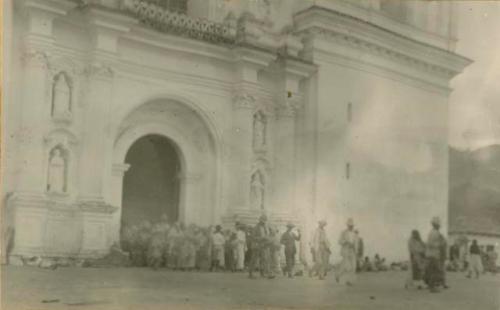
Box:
[2,0,470,262]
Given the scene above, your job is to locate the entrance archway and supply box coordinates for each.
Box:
[110,98,220,246]
[121,134,181,229]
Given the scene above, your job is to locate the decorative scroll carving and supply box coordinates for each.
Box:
[22,50,50,69]
[232,92,256,110]
[276,94,302,118]
[84,62,114,79]
[124,0,236,45]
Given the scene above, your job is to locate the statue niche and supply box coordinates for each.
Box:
[253,111,267,151]
[51,72,72,121]
[47,146,68,194]
[250,171,265,210]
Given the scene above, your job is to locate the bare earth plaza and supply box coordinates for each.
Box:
[1,0,500,309]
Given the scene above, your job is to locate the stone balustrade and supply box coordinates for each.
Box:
[122,0,236,45]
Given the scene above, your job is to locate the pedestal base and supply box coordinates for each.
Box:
[6,192,118,262]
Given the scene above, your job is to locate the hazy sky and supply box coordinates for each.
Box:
[449,1,500,150]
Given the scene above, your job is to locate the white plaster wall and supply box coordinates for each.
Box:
[311,60,449,262]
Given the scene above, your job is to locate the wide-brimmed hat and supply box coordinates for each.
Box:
[431,217,441,225]
[259,214,268,221]
[346,218,354,226]
[286,222,295,228]
[318,220,327,226]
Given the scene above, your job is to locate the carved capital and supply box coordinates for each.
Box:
[232,92,257,110]
[84,62,114,79]
[22,50,50,70]
[276,94,302,118]
[112,163,131,177]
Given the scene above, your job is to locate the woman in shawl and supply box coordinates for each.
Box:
[405,230,426,289]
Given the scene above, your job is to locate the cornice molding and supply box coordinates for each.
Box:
[295,6,472,82]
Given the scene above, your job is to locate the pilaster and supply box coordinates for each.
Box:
[16,0,77,195]
[78,7,136,204]
[225,48,275,220]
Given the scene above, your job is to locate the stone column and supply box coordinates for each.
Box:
[109,163,130,245]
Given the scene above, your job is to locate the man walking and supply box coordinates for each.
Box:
[312,220,331,280]
[466,239,483,279]
[335,218,358,286]
[281,222,301,278]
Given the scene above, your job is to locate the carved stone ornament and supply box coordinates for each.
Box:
[22,50,50,69]
[276,96,301,117]
[84,62,114,79]
[232,92,256,110]
[44,128,79,148]
[124,0,236,45]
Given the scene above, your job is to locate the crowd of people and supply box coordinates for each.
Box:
[405,217,499,293]
[118,214,498,293]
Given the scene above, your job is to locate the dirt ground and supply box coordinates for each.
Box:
[1,266,499,310]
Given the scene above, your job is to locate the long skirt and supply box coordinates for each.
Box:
[212,245,225,268]
[410,254,425,281]
[235,244,245,270]
[424,257,444,288]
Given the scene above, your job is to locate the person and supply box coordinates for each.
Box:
[181,224,197,271]
[210,225,226,271]
[155,215,170,268]
[373,254,388,271]
[195,227,210,271]
[355,230,364,272]
[335,218,358,285]
[362,256,373,272]
[466,240,483,279]
[312,220,331,280]
[486,246,498,275]
[270,227,282,275]
[449,241,460,272]
[167,222,182,269]
[281,222,300,278]
[424,217,448,292]
[406,230,426,289]
[234,223,247,272]
[224,229,235,272]
[147,225,166,270]
[249,214,274,279]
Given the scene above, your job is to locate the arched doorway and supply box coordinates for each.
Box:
[121,134,181,229]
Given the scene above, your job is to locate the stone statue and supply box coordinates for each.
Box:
[47,148,66,193]
[52,73,71,118]
[253,112,266,149]
[250,172,265,210]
